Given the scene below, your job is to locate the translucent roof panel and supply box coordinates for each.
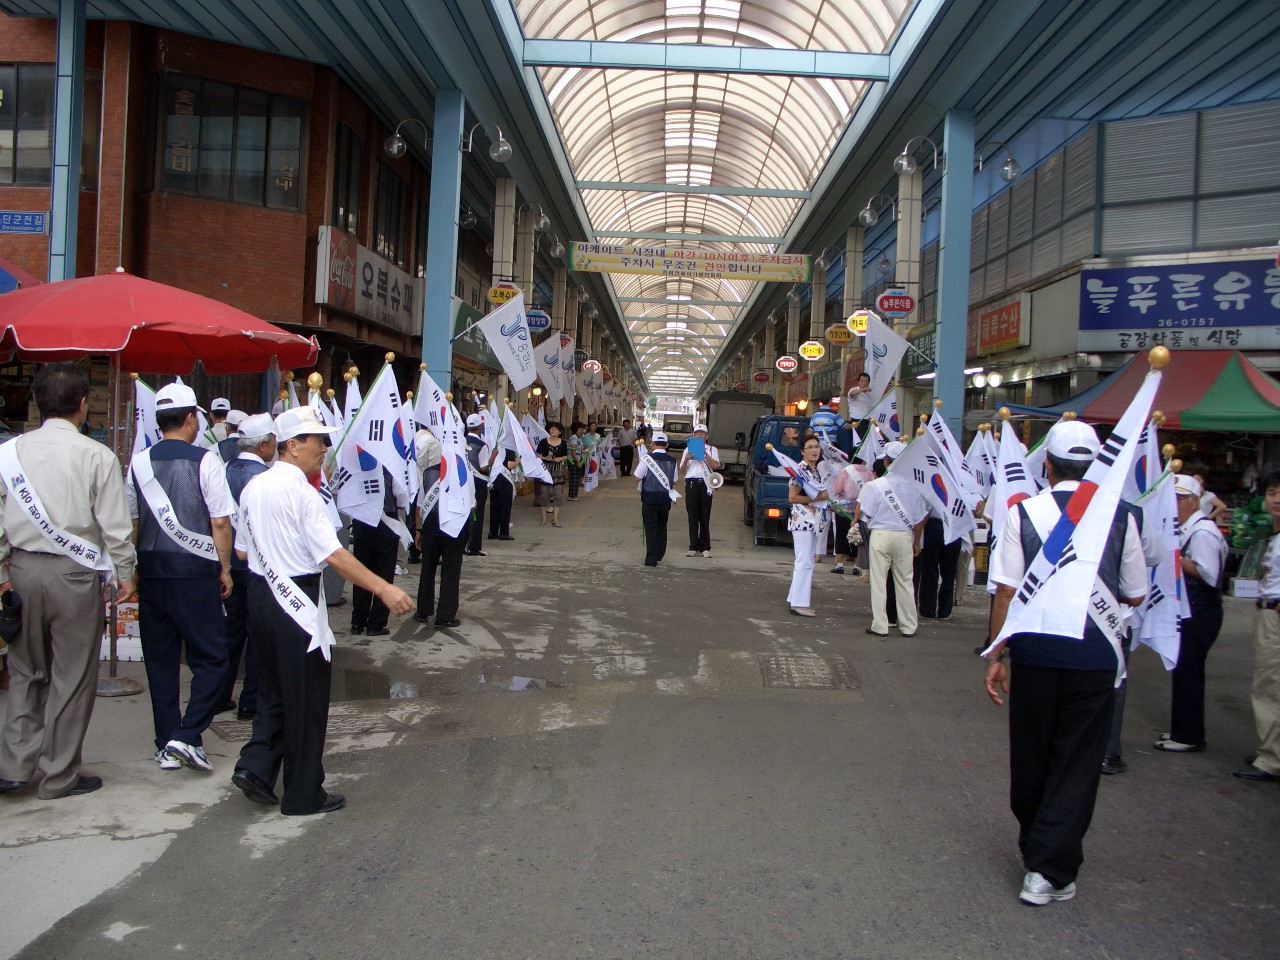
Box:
[513,0,913,396]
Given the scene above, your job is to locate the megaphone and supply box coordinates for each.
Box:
[706,472,725,490]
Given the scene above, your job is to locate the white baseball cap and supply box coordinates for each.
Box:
[155,383,198,410]
[225,409,248,428]
[652,432,669,445]
[693,423,708,433]
[210,397,231,412]
[884,440,906,460]
[1046,421,1100,461]
[238,413,276,440]
[274,406,340,441]
[466,413,483,429]
[1174,474,1204,499]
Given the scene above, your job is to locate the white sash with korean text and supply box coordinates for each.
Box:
[416,479,441,515]
[0,441,113,572]
[878,476,918,530]
[130,448,219,562]
[242,506,334,661]
[637,448,680,502]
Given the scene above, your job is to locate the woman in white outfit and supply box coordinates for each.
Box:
[787,434,833,617]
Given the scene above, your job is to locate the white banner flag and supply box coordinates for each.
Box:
[1133,470,1185,670]
[864,313,911,400]
[131,379,161,461]
[477,294,537,390]
[503,404,553,484]
[559,334,577,407]
[535,334,565,410]
[522,413,549,443]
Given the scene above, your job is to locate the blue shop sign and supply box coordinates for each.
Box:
[1079,258,1280,352]
[0,211,47,235]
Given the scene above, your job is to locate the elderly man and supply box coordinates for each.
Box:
[679,423,720,558]
[218,412,276,723]
[1235,470,1280,783]
[0,363,136,799]
[616,419,637,477]
[984,420,1147,906]
[129,383,236,774]
[414,431,468,629]
[854,441,927,638]
[634,432,678,567]
[231,407,413,814]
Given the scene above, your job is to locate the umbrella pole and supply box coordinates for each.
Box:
[97,579,143,697]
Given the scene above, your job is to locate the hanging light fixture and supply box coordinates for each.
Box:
[857,194,896,228]
[460,207,478,230]
[461,121,512,163]
[987,371,1004,388]
[893,136,941,176]
[976,141,1021,184]
[383,118,431,159]
[517,202,551,232]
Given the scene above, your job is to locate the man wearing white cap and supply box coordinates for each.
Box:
[679,423,720,558]
[231,407,413,814]
[127,382,236,774]
[217,412,276,723]
[1153,474,1228,754]
[984,419,1147,906]
[634,432,678,567]
[216,409,248,464]
[199,397,233,449]
[463,413,494,557]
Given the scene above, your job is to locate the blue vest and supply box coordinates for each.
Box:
[225,455,269,571]
[135,440,218,580]
[1008,491,1136,672]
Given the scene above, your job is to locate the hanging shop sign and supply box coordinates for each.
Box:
[876,289,915,317]
[583,359,602,373]
[1078,257,1280,352]
[526,309,552,332]
[810,360,842,398]
[798,339,827,361]
[846,309,877,335]
[315,226,421,336]
[775,354,800,374]
[825,324,853,345]
[902,322,937,380]
[450,297,501,370]
[733,381,749,392]
[753,371,771,383]
[567,242,811,283]
[487,284,520,305]
[978,296,1030,355]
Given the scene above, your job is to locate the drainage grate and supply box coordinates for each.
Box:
[759,655,857,690]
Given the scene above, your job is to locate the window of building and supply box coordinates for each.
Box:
[372,161,407,267]
[332,122,362,235]
[0,63,101,187]
[158,72,304,210]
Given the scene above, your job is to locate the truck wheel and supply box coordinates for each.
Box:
[743,498,753,526]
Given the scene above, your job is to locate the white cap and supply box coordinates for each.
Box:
[1046,421,1100,461]
[155,383,198,410]
[693,423,708,433]
[415,429,441,469]
[274,406,340,441]
[1174,474,1204,499]
[652,432,669,445]
[210,397,231,412]
[884,441,906,460]
[225,409,248,428]
[466,413,483,429]
[238,413,276,440]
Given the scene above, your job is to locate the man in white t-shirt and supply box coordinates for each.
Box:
[846,371,875,427]
[680,423,721,558]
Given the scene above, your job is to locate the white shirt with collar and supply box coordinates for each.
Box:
[1261,531,1280,601]
[234,461,341,578]
[680,444,720,481]
[1180,509,1227,588]
[857,475,927,532]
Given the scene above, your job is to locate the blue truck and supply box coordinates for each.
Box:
[742,414,810,546]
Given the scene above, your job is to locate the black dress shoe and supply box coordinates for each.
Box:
[284,792,346,816]
[57,775,103,798]
[350,625,365,635]
[1233,766,1280,782]
[487,534,498,540]
[214,699,237,715]
[865,628,888,637]
[434,618,462,628]
[499,535,515,541]
[365,627,390,637]
[235,708,257,722]
[232,768,279,805]
[0,777,29,793]
[413,613,433,624]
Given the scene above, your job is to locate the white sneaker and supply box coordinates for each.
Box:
[702,550,712,558]
[1019,871,1076,905]
[154,749,181,771]
[165,739,213,773]
[685,550,699,557]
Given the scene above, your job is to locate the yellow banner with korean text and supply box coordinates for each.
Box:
[568,242,812,283]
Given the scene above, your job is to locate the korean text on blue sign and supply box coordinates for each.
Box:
[0,212,48,235]
[1079,259,1280,352]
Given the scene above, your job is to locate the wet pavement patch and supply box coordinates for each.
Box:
[759,655,857,690]
[480,672,549,691]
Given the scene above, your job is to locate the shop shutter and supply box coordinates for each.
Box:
[1102,114,1195,203]
[984,256,1007,300]
[1199,101,1280,195]
[985,192,1010,259]
[1031,228,1062,280]
[1006,243,1032,290]
[969,266,984,306]
[1061,212,1095,265]
[1033,155,1063,232]
[922,292,936,324]
[1101,201,1193,254]
[921,242,938,296]
[1196,192,1280,248]
[970,206,987,261]
[1063,127,1098,218]
[1009,178,1035,248]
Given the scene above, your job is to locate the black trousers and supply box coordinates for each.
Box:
[350,522,399,630]
[1009,662,1115,888]
[218,569,259,713]
[915,517,962,619]
[139,576,228,751]
[236,574,331,815]
[489,475,514,538]
[642,500,671,565]
[418,512,467,621]
[619,446,635,476]
[467,482,489,553]
[685,479,713,552]
[1170,588,1224,745]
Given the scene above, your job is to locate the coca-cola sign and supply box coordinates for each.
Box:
[315,226,422,336]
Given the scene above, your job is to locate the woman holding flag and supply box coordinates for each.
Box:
[784,434,834,618]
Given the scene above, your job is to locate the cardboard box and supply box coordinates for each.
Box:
[1231,578,1260,599]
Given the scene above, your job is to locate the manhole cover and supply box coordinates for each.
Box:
[759,655,857,690]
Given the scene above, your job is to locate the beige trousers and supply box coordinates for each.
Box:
[1251,608,1280,774]
[0,551,105,798]
[868,529,918,635]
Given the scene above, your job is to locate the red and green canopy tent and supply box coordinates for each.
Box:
[1073,350,1280,433]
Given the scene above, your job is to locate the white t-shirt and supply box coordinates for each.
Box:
[127,444,236,521]
[235,461,342,578]
[680,444,721,481]
[847,388,875,420]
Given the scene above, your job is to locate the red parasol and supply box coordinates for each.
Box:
[0,269,317,375]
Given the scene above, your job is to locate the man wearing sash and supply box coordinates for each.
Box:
[463,414,494,557]
[0,363,135,799]
[633,432,678,567]
[231,407,413,814]
[983,421,1147,905]
[413,431,467,629]
[218,412,275,723]
[854,449,928,637]
[487,441,518,542]
[128,383,236,774]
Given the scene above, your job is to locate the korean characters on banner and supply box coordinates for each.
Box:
[1079,257,1280,352]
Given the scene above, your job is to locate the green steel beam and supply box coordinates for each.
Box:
[577,180,811,200]
[524,39,891,81]
[594,231,784,243]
